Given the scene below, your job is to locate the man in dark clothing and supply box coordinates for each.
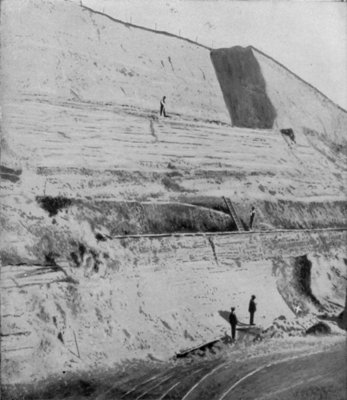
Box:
[249,295,256,325]
[160,96,168,117]
[229,307,238,341]
[249,206,256,230]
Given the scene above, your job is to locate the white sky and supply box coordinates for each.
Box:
[81,0,347,109]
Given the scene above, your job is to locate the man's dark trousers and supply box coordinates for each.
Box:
[160,104,167,117]
[231,324,236,340]
[250,312,255,325]
[250,215,254,229]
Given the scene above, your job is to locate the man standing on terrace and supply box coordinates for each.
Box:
[160,96,168,117]
[249,206,256,230]
[249,295,257,325]
[229,307,238,341]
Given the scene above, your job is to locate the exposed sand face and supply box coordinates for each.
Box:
[2,4,346,208]
[253,48,347,151]
[211,46,347,151]
[1,0,346,391]
[1,1,346,203]
[1,229,346,384]
[1,98,346,206]
[0,0,228,121]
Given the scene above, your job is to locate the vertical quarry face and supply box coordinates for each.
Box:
[210,46,276,129]
[2,1,347,393]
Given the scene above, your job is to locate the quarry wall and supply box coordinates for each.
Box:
[1,196,346,269]
[253,48,347,149]
[2,1,345,212]
[1,0,228,124]
[211,46,347,153]
[1,229,345,384]
[2,96,345,206]
[1,0,346,390]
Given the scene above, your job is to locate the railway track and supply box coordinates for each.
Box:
[106,346,344,400]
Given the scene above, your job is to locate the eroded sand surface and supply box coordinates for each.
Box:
[1,0,346,398]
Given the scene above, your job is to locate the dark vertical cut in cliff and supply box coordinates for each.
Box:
[210,46,276,129]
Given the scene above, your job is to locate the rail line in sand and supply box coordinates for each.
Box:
[125,348,341,400]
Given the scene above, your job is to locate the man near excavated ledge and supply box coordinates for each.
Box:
[249,206,256,230]
[249,295,257,325]
[160,96,168,117]
[229,307,238,341]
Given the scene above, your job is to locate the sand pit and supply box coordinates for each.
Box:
[1,0,346,396]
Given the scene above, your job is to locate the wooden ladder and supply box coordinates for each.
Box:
[222,197,245,232]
